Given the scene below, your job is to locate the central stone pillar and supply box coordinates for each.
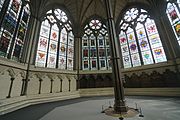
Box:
[104,0,127,113]
[74,36,82,90]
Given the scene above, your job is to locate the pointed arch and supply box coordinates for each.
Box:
[81,17,111,70]
[118,6,167,68]
[35,8,74,70]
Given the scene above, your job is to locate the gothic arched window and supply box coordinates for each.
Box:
[35,9,74,70]
[0,0,31,61]
[82,19,111,70]
[166,0,180,46]
[119,7,167,68]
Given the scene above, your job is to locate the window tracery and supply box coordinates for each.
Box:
[166,0,180,46]
[35,9,74,70]
[0,0,31,61]
[119,7,167,68]
[82,19,111,70]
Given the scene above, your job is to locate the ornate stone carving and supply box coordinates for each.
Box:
[47,74,56,80]
[0,66,8,75]
[57,74,63,80]
[35,73,46,80]
[7,68,16,78]
[20,71,26,79]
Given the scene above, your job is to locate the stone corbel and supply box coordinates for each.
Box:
[57,74,62,79]
[58,74,66,80]
[74,75,78,81]
[47,74,56,80]
[0,66,8,75]
[7,68,16,78]
[20,71,26,79]
[35,73,46,80]
[66,75,72,81]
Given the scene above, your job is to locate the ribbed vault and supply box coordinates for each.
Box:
[30,0,163,35]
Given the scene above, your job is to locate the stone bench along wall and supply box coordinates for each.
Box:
[0,61,79,115]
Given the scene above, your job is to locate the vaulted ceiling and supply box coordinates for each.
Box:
[30,0,164,29]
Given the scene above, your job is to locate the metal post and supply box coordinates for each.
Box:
[104,0,127,113]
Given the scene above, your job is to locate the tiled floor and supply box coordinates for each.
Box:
[1,96,180,120]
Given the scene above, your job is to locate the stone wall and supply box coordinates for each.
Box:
[0,59,79,115]
[79,60,180,88]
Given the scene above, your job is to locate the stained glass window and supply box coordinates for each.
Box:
[166,0,180,46]
[35,9,74,70]
[0,0,5,12]
[119,7,167,68]
[82,19,111,70]
[0,0,31,61]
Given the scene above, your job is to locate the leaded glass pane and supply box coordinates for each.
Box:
[123,56,131,68]
[50,25,59,41]
[54,9,68,23]
[47,54,56,68]
[67,31,74,70]
[0,0,22,57]
[83,48,89,57]
[152,47,167,63]
[136,24,146,39]
[82,19,110,70]
[131,53,141,67]
[99,59,106,70]
[141,51,154,65]
[60,28,67,44]
[40,20,50,38]
[36,8,74,70]
[0,31,11,56]
[119,7,167,68]
[12,4,30,61]
[35,21,50,67]
[67,46,73,58]
[38,37,49,52]
[166,1,180,46]
[121,45,129,56]
[49,40,57,54]
[59,56,66,69]
[83,60,89,70]
[89,20,102,30]
[91,59,97,70]
[67,58,73,70]
[0,0,5,12]
[36,51,47,67]
[106,35,110,46]
[145,18,167,62]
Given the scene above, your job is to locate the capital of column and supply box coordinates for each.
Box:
[74,36,82,39]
